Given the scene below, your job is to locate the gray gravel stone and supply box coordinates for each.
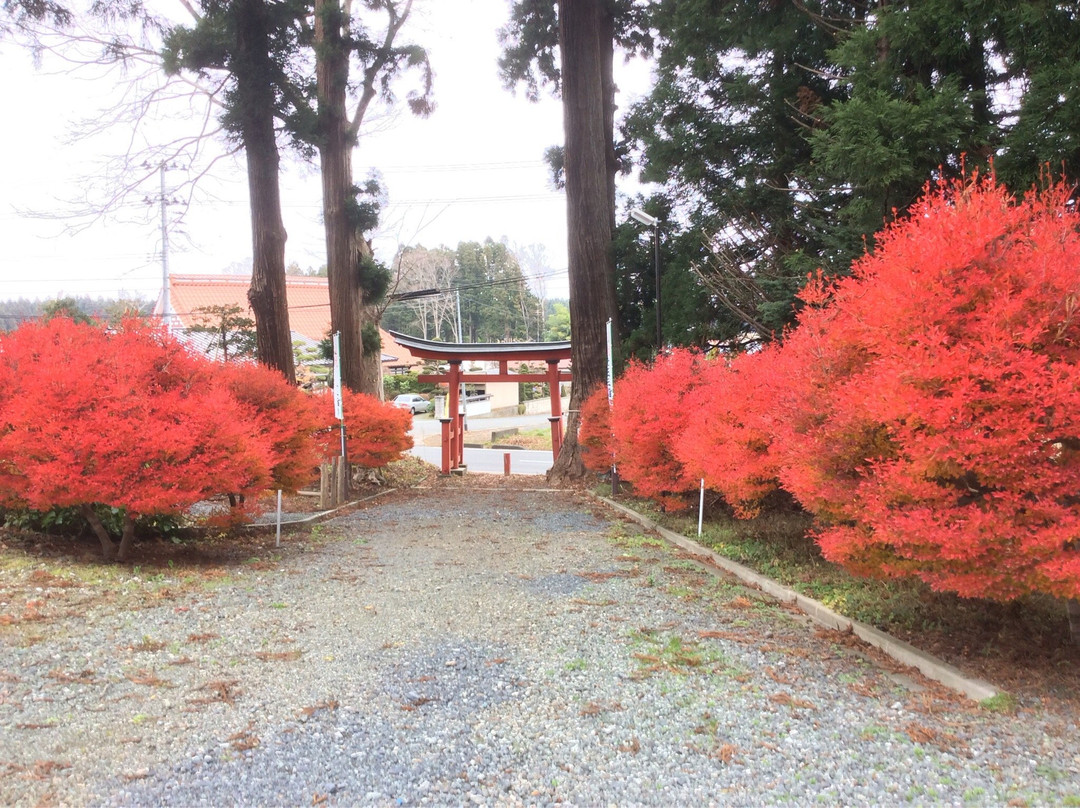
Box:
[0,487,1076,807]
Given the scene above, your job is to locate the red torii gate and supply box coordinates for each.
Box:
[388,331,572,474]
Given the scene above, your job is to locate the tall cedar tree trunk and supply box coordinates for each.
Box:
[236,0,296,384]
[549,0,619,480]
[315,0,381,395]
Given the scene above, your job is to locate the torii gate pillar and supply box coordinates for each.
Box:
[547,359,564,459]
[440,360,465,473]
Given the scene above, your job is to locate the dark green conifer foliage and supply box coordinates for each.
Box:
[455,240,540,344]
[627,0,1080,342]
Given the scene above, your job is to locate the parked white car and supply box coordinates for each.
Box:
[392,394,432,414]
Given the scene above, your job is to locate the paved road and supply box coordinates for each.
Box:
[410,444,554,476]
[407,410,558,476]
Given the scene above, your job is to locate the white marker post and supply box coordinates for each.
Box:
[698,479,705,537]
[275,489,283,548]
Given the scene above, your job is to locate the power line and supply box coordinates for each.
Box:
[366,160,548,173]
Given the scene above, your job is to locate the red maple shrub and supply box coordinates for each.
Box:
[610,348,709,511]
[674,347,787,518]
[772,175,1080,601]
[0,317,273,560]
[577,384,613,473]
[214,361,323,492]
[315,389,413,469]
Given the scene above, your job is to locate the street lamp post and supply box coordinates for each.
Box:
[630,208,661,351]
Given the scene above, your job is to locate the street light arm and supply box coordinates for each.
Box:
[627,208,663,353]
[630,208,658,227]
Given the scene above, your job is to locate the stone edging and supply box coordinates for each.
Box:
[594,494,999,703]
[247,488,399,531]
[177,489,400,540]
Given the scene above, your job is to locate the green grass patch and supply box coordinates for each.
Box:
[979,692,1018,714]
[485,427,551,450]
[606,523,664,550]
[628,629,726,677]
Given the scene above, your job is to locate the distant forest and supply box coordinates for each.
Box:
[0,296,153,332]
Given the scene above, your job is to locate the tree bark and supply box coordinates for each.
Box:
[549,0,619,481]
[315,0,381,396]
[1068,598,1080,647]
[116,513,137,563]
[236,0,296,384]
[81,505,116,560]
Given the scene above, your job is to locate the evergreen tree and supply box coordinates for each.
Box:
[189,303,257,362]
[626,1,1080,341]
[500,0,652,479]
[624,0,860,339]
[544,300,571,342]
[455,240,539,343]
[310,0,432,395]
[810,0,1080,221]
[614,200,730,361]
[163,0,307,384]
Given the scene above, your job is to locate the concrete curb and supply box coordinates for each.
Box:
[595,494,999,703]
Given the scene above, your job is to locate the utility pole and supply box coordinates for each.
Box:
[159,164,173,328]
[456,290,463,343]
[146,162,180,330]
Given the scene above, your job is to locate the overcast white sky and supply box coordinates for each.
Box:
[0,0,653,305]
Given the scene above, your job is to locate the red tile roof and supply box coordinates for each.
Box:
[155,274,420,367]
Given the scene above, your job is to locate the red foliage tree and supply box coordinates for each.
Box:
[675,347,787,518]
[0,318,273,560]
[214,361,323,493]
[609,349,709,511]
[577,384,613,473]
[772,175,1080,601]
[315,389,413,469]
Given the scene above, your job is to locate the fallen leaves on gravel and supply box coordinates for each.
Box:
[298,699,339,718]
[580,700,625,716]
[904,721,970,755]
[765,666,795,685]
[228,723,261,752]
[712,743,738,763]
[126,669,172,687]
[579,569,637,581]
[617,736,641,754]
[1,760,70,780]
[127,638,167,653]
[188,679,241,706]
[769,692,817,710]
[254,649,303,662]
[46,668,97,685]
[698,629,753,644]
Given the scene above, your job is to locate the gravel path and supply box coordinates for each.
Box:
[1,487,1077,806]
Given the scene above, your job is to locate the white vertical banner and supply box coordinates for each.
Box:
[606,318,617,497]
[332,331,343,420]
[606,318,614,404]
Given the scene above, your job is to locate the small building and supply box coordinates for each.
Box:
[152,274,423,376]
